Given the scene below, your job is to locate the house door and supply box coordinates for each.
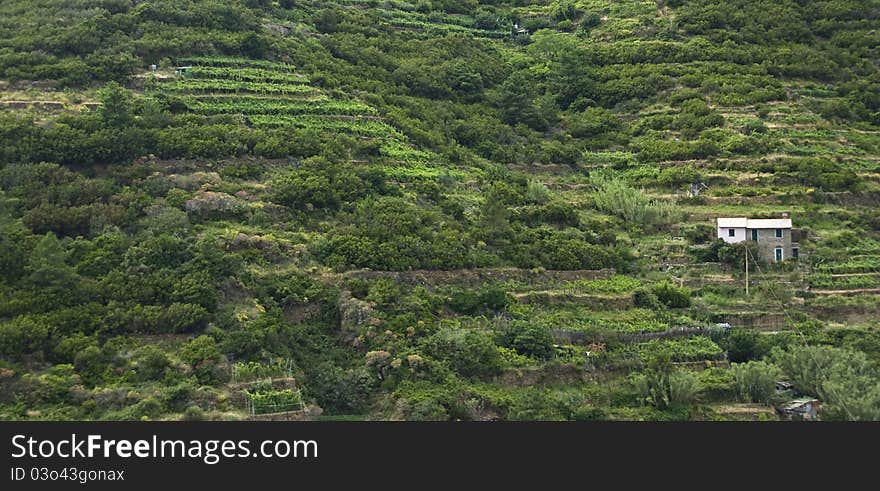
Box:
[775,247,783,262]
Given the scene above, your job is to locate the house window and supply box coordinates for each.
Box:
[792,248,799,259]
[775,247,783,262]
[728,229,735,237]
[751,229,758,241]
[776,228,783,238]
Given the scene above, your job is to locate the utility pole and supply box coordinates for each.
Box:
[744,242,749,296]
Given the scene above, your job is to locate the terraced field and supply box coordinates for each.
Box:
[146,57,448,178]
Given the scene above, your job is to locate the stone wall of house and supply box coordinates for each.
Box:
[753,228,792,263]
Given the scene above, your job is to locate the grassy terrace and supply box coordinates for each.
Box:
[146,56,453,175]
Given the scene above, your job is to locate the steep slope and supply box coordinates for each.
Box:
[1,0,879,421]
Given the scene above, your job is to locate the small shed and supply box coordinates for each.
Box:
[777,398,820,421]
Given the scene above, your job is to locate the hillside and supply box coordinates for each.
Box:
[1,0,879,421]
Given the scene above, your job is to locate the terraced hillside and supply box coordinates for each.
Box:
[1,0,879,421]
[146,56,448,179]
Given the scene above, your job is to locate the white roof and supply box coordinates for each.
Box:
[746,219,791,229]
[717,218,792,229]
[717,218,747,228]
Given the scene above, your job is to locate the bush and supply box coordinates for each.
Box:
[590,174,681,230]
[0,315,51,359]
[179,335,226,385]
[633,288,662,309]
[724,329,762,363]
[742,118,767,135]
[732,361,780,403]
[698,368,736,401]
[652,282,691,308]
[135,346,171,382]
[683,223,714,244]
[447,286,511,315]
[20,364,80,405]
[73,346,107,386]
[421,328,502,378]
[497,321,555,360]
[568,107,621,138]
[182,405,205,421]
[631,368,702,409]
[306,362,373,414]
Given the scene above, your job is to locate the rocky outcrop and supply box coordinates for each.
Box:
[338,290,376,343]
[184,191,245,216]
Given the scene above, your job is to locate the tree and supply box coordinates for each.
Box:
[27,233,79,294]
[240,32,270,58]
[0,211,31,284]
[97,82,133,128]
[497,71,553,131]
[479,190,512,246]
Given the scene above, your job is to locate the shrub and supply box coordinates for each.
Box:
[136,346,172,382]
[73,346,107,386]
[497,321,555,360]
[683,223,714,244]
[742,118,767,135]
[732,361,780,403]
[447,286,510,315]
[182,405,205,421]
[590,174,681,230]
[652,282,691,308]
[306,363,372,415]
[179,335,226,385]
[20,364,80,405]
[631,368,702,409]
[0,315,51,359]
[724,329,763,363]
[633,288,662,309]
[698,367,736,401]
[421,328,502,378]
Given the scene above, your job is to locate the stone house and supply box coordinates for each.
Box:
[716,217,800,263]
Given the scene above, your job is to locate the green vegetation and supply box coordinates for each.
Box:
[0,0,878,421]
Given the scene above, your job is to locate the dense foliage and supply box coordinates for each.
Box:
[1,0,878,421]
